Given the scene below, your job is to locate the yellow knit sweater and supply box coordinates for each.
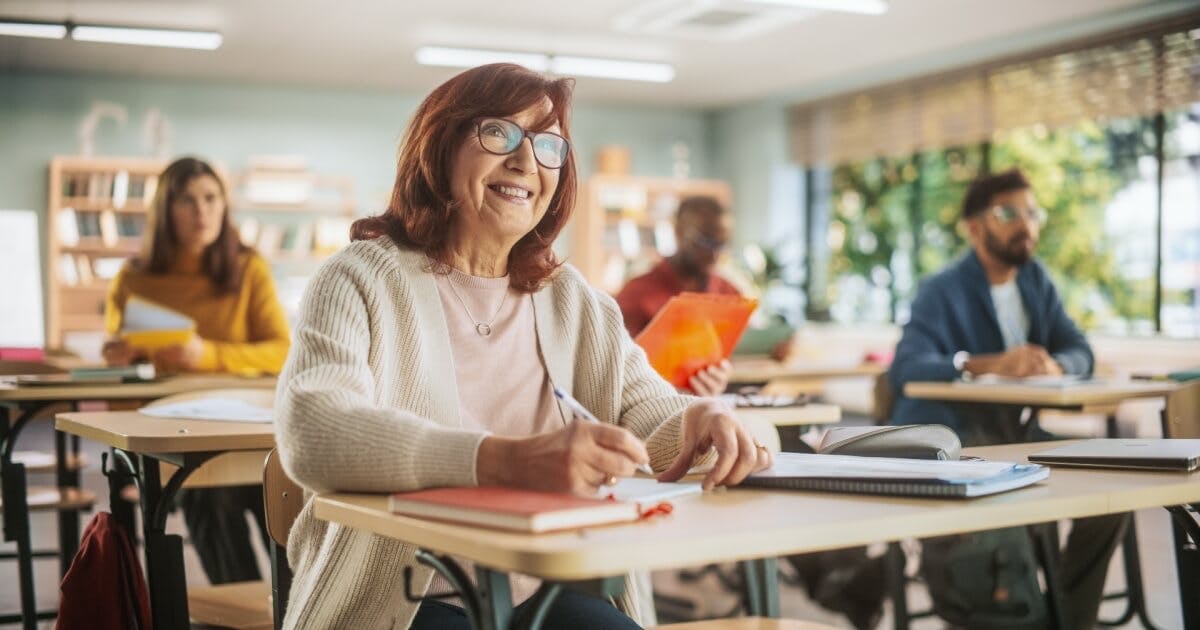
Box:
[104,251,291,375]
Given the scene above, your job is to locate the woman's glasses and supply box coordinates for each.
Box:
[989,205,1048,225]
[475,118,570,170]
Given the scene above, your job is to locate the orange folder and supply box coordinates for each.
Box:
[634,292,758,388]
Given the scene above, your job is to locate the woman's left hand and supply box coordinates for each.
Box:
[686,359,731,397]
[657,398,772,490]
[153,336,205,373]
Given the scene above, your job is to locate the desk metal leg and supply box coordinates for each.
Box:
[739,557,780,618]
[54,429,80,577]
[129,450,193,630]
[1167,504,1200,630]
[1,404,49,630]
[474,567,514,630]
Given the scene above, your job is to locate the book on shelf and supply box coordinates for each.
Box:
[98,210,119,247]
[92,257,127,280]
[112,170,130,209]
[255,224,285,257]
[238,218,260,248]
[288,222,314,256]
[74,254,94,285]
[75,212,102,238]
[313,217,352,255]
[57,207,80,246]
[58,253,79,286]
[742,452,1048,498]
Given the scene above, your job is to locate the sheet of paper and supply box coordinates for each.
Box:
[122,295,195,332]
[140,398,274,423]
[601,478,703,505]
[967,374,1087,387]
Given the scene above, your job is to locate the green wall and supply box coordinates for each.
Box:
[0,71,713,218]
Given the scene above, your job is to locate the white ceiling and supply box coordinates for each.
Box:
[0,0,1186,107]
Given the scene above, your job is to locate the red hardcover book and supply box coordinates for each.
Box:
[388,486,640,533]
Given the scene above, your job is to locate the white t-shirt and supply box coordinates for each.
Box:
[990,279,1029,350]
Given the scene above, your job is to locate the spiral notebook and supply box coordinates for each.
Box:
[743,452,1048,498]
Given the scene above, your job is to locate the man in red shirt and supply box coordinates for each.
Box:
[616,196,739,395]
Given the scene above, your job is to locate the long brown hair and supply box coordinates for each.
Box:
[136,156,247,294]
[351,63,577,292]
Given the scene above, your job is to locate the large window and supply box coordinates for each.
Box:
[1162,106,1200,336]
[795,19,1199,337]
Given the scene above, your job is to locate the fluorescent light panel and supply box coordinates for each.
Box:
[0,20,68,39]
[71,25,222,50]
[550,56,674,83]
[415,46,674,83]
[750,0,888,15]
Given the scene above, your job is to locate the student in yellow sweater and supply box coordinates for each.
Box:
[102,156,290,584]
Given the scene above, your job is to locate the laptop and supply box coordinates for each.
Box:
[1029,439,1200,472]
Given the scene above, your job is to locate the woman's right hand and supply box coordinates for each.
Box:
[101,340,139,366]
[477,421,650,496]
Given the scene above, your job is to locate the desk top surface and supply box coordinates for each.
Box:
[735,403,840,426]
[314,441,1200,580]
[55,409,275,453]
[0,374,276,403]
[730,358,884,384]
[903,379,1176,407]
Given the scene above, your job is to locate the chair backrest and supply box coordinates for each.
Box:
[1162,380,1200,439]
[871,371,895,425]
[263,449,303,547]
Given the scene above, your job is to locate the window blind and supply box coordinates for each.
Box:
[789,16,1200,166]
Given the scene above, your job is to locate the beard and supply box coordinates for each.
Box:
[983,228,1035,267]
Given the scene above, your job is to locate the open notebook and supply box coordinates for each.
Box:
[743,452,1048,498]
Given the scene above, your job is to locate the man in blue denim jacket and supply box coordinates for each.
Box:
[890,169,1126,629]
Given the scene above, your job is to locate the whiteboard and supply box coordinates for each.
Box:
[0,210,45,347]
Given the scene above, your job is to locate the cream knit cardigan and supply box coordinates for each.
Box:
[275,237,695,629]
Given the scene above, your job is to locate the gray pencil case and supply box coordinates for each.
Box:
[816,424,962,461]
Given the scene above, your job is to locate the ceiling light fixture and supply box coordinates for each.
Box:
[550,55,675,83]
[71,24,222,50]
[0,18,221,49]
[749,0,888,15]
[0,19,68,39]
[416,46,549,72]
[415,46,675,83]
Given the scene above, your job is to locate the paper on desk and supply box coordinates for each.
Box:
[967,374,1088,387]
[601,478,703,507]
[140,398,274,423]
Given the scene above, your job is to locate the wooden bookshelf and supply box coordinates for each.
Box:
[46,156,168,351]
[571,174,732,294]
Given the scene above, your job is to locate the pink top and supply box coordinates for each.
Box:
[429,265,562,604]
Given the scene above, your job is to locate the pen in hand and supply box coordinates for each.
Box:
[552,386,655,475]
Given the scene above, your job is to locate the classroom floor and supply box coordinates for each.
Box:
[1,419,1187,629]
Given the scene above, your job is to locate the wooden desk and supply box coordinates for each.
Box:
[0,374,276,403]
[903,380,1175,409]
[730,358,883,384]
[314,441,1200,629]
[55,409,276,630]
[736,402,840,428]
[0,374,275,628]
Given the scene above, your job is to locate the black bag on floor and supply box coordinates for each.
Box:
[919,526,1048,630]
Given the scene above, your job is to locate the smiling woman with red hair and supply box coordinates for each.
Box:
[275,63,769,629]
